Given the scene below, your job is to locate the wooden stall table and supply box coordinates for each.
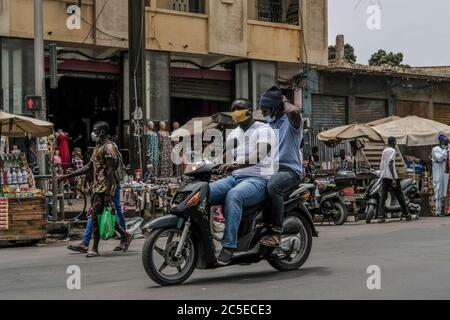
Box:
[0,196,46,243]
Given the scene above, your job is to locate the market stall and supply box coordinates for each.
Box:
[0,111,53,243]
[371,115,450,216]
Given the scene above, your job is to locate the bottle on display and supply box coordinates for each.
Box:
[11,169,17,185]
[6,169,12,185]
[17,170,22,184]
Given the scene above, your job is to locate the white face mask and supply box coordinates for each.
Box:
[91,131,99,142]
[265,115,275,123]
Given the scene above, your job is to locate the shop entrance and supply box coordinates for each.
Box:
[46,76,122,156]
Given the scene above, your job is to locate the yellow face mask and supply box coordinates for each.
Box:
[232,109,252,124]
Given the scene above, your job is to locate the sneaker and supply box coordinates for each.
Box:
[405,214,412,222]
[217,248,234,266]
[378,217,386,224]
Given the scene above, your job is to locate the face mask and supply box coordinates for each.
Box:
[232,109,252,124]
[265,115,275,123]
[91,131,99,142]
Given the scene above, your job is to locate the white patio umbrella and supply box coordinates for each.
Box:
[372,115,450,146]
[0,111,54,137]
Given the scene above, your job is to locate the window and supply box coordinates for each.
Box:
[256,0,299,25]
[169,0,205,14]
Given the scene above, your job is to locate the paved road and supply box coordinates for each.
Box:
[1,217,450,300]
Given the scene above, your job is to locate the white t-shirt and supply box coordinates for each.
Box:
[379,147,398,179]
[227,121,277,180]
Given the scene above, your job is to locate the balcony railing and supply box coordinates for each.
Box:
[149,0,206,14]
[253,0,299,25]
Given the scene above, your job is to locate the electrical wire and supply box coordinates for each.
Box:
[81,0,110,45]
[80,16,127,41]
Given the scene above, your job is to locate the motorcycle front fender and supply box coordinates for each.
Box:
[143,214,184,232]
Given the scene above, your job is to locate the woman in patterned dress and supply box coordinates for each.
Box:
[145,121,160,177]
[158,121,173,178]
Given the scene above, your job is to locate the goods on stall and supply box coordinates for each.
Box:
[0,151,39,199]
[121,176,180,217]
[0,198,8,231]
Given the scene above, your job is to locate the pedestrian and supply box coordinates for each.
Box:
[377,136,412,223]
[59,121,132,257]
[432,134,449,216]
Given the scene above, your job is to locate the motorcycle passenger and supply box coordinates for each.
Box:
[209,98,276,265]
[259,86,303,247]
[378,136,412,223]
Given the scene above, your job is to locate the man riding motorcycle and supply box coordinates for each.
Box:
[209,98,276,265]
[260,86,303,247]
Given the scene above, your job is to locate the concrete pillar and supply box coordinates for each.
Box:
[250,60,277,109]
[146,51,170,123]
[335,34,345,66]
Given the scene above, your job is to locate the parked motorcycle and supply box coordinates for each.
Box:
[141,163,318,286]
[365,177,422,224]
[304,170,355,225]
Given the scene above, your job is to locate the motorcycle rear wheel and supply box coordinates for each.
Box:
[332,201,348,225]
[268,213,312,271]
[142,228,198,286]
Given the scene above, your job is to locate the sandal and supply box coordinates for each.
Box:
[86,250,100,258]
[121,233,134,252]
[68,243,88,254]
[259,234,281,248]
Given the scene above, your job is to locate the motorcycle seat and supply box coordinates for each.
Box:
[400,179,414,190]
[289,183,315,199]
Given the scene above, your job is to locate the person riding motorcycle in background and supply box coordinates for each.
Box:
[260,86,303,247]
[209,98,276,265]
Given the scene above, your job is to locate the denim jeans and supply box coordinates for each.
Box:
[266,167,301,233]
[82,185,126,245]
[209,176,268,249]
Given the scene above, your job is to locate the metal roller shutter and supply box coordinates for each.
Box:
[311,94,347,129]
[434,103,450,125]
[170,78,231,101]
[395,100,431,118]
[354,98,388,123]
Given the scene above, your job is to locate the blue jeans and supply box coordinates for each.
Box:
[82,186,126,245]
[209,176,268,249]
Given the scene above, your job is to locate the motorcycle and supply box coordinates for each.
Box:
[304,169,355,225]
[365,176,422,224]
[141,163,318,286]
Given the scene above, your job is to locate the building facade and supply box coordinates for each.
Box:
[298,65,450,160]
[0,0,328,154]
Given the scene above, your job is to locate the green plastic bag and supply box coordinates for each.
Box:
[98,206,116,240]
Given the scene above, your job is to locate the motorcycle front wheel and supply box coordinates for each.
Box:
[365,205,376,224]
[142,228,198,286]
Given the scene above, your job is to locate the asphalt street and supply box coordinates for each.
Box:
[1,217,450,300]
